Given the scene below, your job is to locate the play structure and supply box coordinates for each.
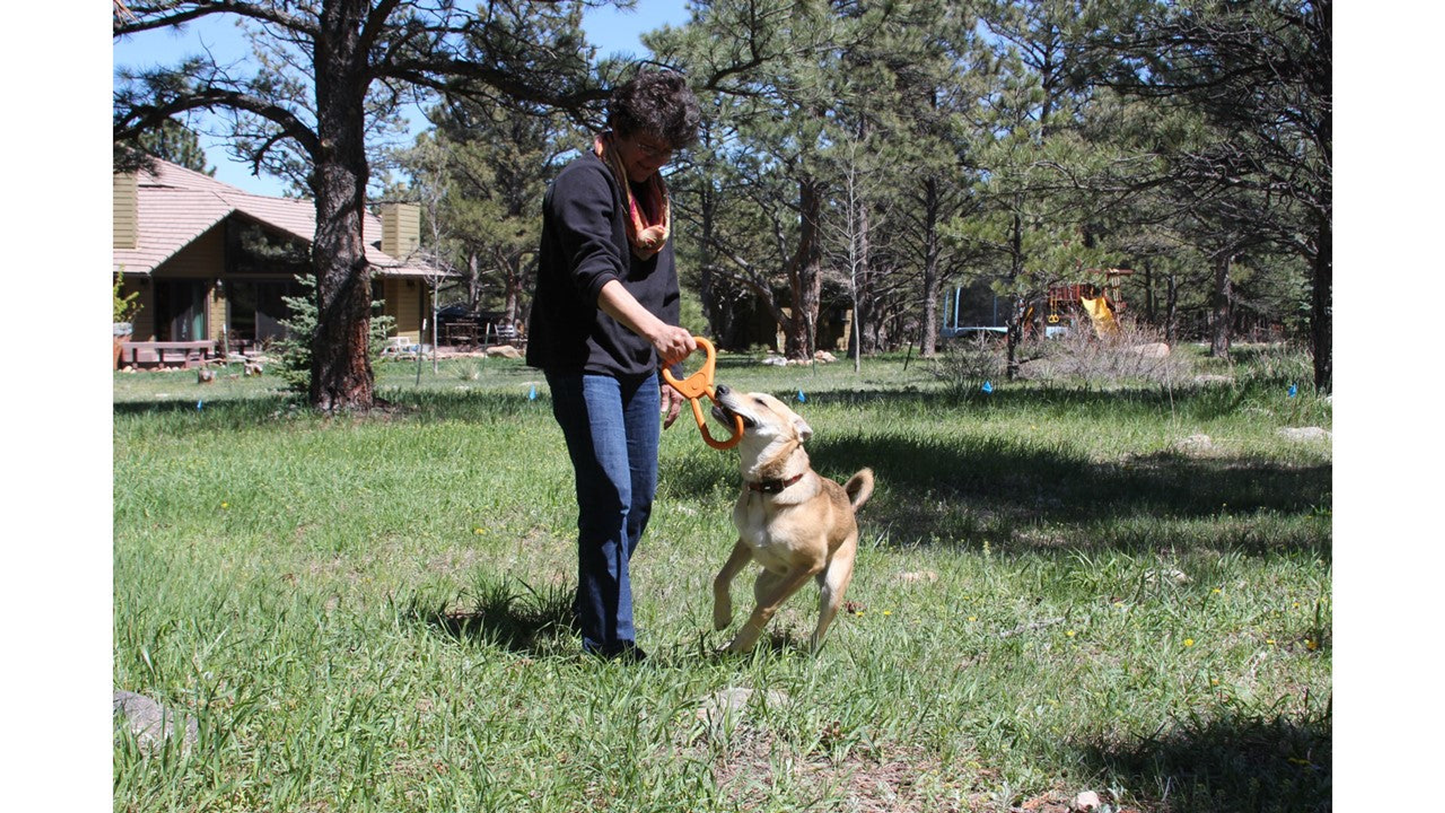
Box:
[1041,268,1132,337]
[939,268,1133,340]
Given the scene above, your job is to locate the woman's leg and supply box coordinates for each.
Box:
[621,373,661,563]
[545,371,650,657]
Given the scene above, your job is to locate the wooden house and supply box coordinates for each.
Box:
[113,158,443,352]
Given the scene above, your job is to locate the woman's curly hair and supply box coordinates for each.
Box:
[607,69,701,150]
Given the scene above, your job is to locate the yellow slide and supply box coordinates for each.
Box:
[1080,296,1118,337]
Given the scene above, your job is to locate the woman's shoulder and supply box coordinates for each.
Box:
[554,150,614,190]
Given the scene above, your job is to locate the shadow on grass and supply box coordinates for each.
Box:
[1079,710,1331,813]
[804,431,1329,557]
[401,576,579,655]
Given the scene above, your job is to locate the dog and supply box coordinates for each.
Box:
[709,384,874,653]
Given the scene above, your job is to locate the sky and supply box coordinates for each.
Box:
[111,0,694,197]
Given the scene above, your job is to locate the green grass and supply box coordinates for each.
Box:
[114,344,1331,812]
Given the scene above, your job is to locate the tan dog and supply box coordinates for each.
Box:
[709,384,874,653]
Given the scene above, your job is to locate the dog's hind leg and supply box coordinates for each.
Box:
[713,539,753,632]
[810,534,858,652]
[725,565,820,653]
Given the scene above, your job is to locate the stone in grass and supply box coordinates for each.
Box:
[695,687,790,728]
[1074,790,1104,811]
[114,690,198,753]
[1171,434,1215,454]
[1278,426,1331,442]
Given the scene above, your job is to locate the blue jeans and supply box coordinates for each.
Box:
[545,371,660,656]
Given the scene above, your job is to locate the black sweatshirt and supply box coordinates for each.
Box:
[525,150,681,381]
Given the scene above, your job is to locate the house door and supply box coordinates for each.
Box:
[155,280,207,341]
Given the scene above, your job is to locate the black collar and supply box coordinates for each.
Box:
[746,472,805,495]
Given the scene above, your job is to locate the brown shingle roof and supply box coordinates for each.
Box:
[113,159,441,278]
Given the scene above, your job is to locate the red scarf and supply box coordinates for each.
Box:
[594,133,670,260]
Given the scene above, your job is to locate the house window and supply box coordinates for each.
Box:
[224,219,312,344]
[154,279,207,341]
[228,279,302,344]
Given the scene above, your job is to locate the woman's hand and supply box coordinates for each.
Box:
[660,381,686,429]
[649,324,696,369]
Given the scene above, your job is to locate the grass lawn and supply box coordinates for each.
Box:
[113,343,1330,812]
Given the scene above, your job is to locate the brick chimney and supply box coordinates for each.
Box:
[380,202,420,259]
[114,172,138,249]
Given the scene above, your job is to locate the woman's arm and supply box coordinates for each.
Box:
[596,279,695,367]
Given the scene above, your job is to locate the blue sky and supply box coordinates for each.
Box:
[112,1,693,197]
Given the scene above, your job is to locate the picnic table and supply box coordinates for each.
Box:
[119,340,218,369]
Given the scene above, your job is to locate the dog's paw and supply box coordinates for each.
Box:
[712,600,732,631]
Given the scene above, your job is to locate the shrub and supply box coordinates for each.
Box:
[1022,320,1189,386]
[274,274,396,393]
[930,332,1005,398]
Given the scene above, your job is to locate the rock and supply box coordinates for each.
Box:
[197,368,216,384]
[813,350,838,363]
[1172,434,1215,453]
[243,361,264,376]
[1074,790,1103,811]
[695,686,790,727]
[1130,342,1170,359]
[898,570,939,584]
[485,344,523,359]
[114,690,198,753]
[1278,426,1331,442]
[1192,374,1234,385]
[1144,568,1190,586]
[761,355,788,367]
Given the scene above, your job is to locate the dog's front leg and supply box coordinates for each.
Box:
[713,539,753,632]
[725,565,820,653]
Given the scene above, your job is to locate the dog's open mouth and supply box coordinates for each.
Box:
[712,401,755,429]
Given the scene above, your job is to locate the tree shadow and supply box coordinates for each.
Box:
[1076,711,1331,812]
[806,430,1328,557]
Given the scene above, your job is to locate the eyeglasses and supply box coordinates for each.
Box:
[627,135,674,161]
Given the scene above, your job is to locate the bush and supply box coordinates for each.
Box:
[274,275,396,393]
[1022,320,1189,386]
[930,333,1005,398]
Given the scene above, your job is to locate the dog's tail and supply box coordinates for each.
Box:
[844,468,875,510]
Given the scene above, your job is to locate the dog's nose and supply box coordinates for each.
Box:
[715,383,730,396]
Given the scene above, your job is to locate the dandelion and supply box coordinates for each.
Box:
[1212,588,1222,594]
[1066,630,1076,638]
[968,616,977,622]
[220,502,230,510]
[1267,638,1277,645]
[1306,639,1319,651]
[882,610,893,617]
[1184,638,1195,647]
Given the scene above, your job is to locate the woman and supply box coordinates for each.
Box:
[525,69,700,661]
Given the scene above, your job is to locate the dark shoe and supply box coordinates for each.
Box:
[585,641,648,663]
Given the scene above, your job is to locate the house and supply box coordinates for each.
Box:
[113,158,444,352]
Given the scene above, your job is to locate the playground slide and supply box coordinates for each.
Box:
[1080,296,1118,337]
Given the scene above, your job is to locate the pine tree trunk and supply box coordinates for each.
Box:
[1005,213,1025,380]
[1209,250,1233,359]
[1165,270,1178,344]
[783,176,823,361]
[920,177,941,358]
[1311,217,1332,393]
[308,0,374,412]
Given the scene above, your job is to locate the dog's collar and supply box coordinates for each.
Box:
[746,472,806,495]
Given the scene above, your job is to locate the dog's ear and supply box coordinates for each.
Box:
[793,414,813,442]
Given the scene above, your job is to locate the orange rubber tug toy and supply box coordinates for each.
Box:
[661,336,744,450]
